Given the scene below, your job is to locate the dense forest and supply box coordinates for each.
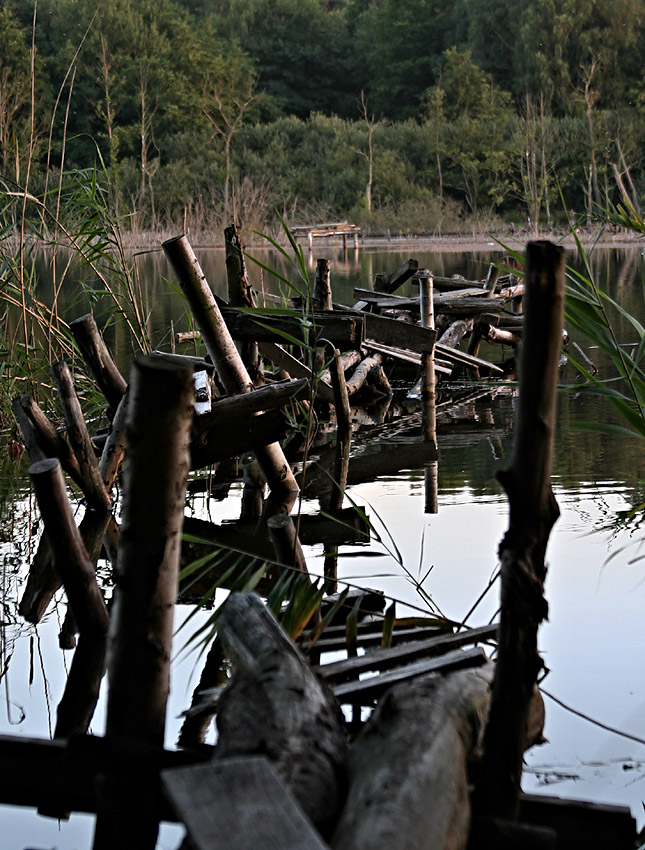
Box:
[2,0,644,235]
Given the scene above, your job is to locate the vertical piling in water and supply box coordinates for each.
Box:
[313,259,333,310]
[93,357,194,850]
[163,234,298,498]
[472,241,564,831]
[419,271,438,514]
[225,223,263,385]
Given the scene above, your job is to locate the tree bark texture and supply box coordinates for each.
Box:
[215,592,347,838]
[69,313,127,413]
[473,241,564,821]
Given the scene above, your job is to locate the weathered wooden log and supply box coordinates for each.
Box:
[51,361,112,513]
[15,395,85,490]
[477,322,522,347]
[29,459,110,636]
[332,666,494,850]
[259,342,336,403]
[215,593,347,838]
[420,272,437,446]
[438,317,474,350]
[225,222,263,385]
[98,387,129,492]
[163,235,297,497]
[473,241,564,823]
[190,408,290,469]
[69,313,127,413]
[149,350,215,373]
[313,258,333,310]
[94,357,194,850]
[345,353,385,397]
[320,349,362,386]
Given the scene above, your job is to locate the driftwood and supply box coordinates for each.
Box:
[163,235,297,496]
[215,593,347,838]
[345,353,385,397]
[94,357,194,850]
[69,313,127,413]
[332,667,495,850]
[313,258,333,310]
[473,241,564,824]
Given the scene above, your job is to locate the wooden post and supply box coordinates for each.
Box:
[225,223,263,385]
[51,361,112,513]
[69,313,127,414]
[93,357,194,850]
[163,235,297,497]
[472,241,564,824]
[313,259,333,310]
[419,271,438,514]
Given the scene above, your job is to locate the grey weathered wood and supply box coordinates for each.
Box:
[345,353,384,397]
[332,666,495,850]
[373,258,419,294]
[190,409,289,468]
[313,258,333,310]
[318,624,498,683]
[215,593,347,837]
[332,646,488,703]
[162,757,330,850]
[98,387,129,491]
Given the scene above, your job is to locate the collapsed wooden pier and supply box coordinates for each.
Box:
[7,230,637,849]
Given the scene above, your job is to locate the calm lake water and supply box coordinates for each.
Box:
[1,240,645,847]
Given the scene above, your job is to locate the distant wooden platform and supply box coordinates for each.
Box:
[291,221,361,252]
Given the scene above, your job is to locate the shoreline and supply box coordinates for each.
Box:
[118,228,644,254]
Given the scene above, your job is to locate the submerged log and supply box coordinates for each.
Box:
[215,593,347,838]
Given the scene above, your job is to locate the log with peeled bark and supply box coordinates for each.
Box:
[215,592,347,839]
[332,665,545,850]
[345,353,386,397]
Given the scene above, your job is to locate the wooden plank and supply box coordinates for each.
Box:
[332,646,488,703]
[362,339,453,375]
[194,378,307,426]
[190,409,289,469]
[304,623,448,654]
[317,624,498,683]
[434,341,505,374]
[162,757,329,850]
[363,312,436,353]
[221,306,363,348]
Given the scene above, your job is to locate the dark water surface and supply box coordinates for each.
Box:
[2,242,645,847]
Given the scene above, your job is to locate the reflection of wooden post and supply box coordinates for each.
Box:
[473,241,564,826]
[419,271,438,514]
[163,235,297,497]
[94,357,194,850]
[326,347,352,588]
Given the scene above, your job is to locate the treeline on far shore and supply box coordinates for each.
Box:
[2,0,644,237]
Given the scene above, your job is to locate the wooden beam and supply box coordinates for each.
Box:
[162,758,330,850]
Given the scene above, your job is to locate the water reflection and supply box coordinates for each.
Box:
[1,244,645,843]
